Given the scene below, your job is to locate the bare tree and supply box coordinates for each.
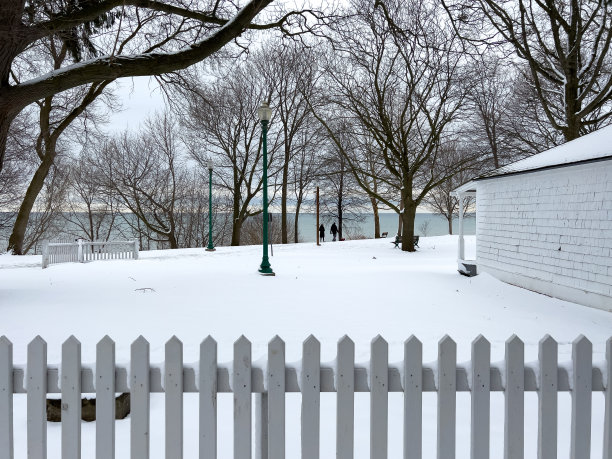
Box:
[94,114,201,249]
[443,0,612,141]
[423,143,477,234]
[310,0,474,251]
[289,127,321,243]
[256,39,319,244]
[239,211,296,245]
[346,134,395,238]
[0,0,329,176]
[173,169,228,249]
[465,56,570,168]
[318,133,369,240]
[465,58,515,169]
[0,111,33,236]
[21,162,70,254]
[178,60,282,246]
[63,154,119,242]
[6,34,114,254]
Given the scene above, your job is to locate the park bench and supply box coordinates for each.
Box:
[391,235,419,248]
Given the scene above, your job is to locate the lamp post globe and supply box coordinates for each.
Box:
[206,159,216,252]
[258,101,272,122]
[258,101,274,276]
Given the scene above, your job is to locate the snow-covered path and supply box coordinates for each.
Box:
[1,236,611,458]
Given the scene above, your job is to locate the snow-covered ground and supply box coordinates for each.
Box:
[1,236,611,458]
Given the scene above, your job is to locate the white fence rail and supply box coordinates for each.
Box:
[42,240,138,268]
[1,334,611,458]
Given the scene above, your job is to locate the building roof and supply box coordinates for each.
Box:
[478,124,612,180]
[450,180,476,196]
[451,124,612,194]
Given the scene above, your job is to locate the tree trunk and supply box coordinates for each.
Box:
[401,202,417,252]
[294,198,302,243]
[564,110,581,142]
[0,0,26,85]
[168,233,179,249]
[338,160,344,240]
[281,143,289,244]
[448,216,452,235]
[7,156,55,254]
[397,194,404,237]
[0,112,15,175]
[563,46,581,142]
[87,203,95,241]
[371,196,380,238]
[231,182,241,246]
[231,220,242,246]
[337,195,343,241]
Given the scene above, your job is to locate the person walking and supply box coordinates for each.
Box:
[319,224,325,242]
[331,222,338,241]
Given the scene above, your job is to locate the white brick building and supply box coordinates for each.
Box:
[453,125,612,311]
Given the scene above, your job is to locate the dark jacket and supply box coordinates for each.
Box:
[319,224,325,236]
[330,223,338,235]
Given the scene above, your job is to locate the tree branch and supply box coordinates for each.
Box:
[3,0,273,112]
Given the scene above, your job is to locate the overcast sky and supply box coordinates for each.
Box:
[105,76,165,133]
[102,0,335,133]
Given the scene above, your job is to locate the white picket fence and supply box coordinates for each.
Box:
[1,334,611,458]
[42,240,138,268]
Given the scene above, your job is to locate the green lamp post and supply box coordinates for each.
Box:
[258,101,275,276]
[205,159,216,252]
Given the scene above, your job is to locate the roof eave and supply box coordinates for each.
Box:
[450,180,477,196]
[475,154,612,182]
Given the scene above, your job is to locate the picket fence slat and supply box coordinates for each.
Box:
[437,336,456,459]
[371,336,388,459]
[404,336,422,459]
[165,337,183,459]
[337,336,355,459]
[471,335,490,459]
[2,334,612,459]
[131,337,150,459]
[61,337,81,459]
[199,337,217,459]
[96,336,115,459]
[233,336,251,459]
[505,335,524,459]
[255,393,268,459]
[267,336,285,459]
[570,336,592,459]
[27,336,47,459]
[302,335,320,459]
[0,336,13,459]
[537,336,557,459]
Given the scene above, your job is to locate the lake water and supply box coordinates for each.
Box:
[0,212,475,252]
[293,213,475,242]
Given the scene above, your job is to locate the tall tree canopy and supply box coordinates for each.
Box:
[0,0,324,175]
[443,0,612,142]
[310,0,474,251]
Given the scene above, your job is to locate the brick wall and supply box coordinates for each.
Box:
[476,160,612,307]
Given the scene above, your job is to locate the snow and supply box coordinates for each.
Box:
[482,123,612,178]
[1,236,610,458]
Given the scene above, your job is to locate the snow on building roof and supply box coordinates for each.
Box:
[479,123,612,180]
[450,180,476,196]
